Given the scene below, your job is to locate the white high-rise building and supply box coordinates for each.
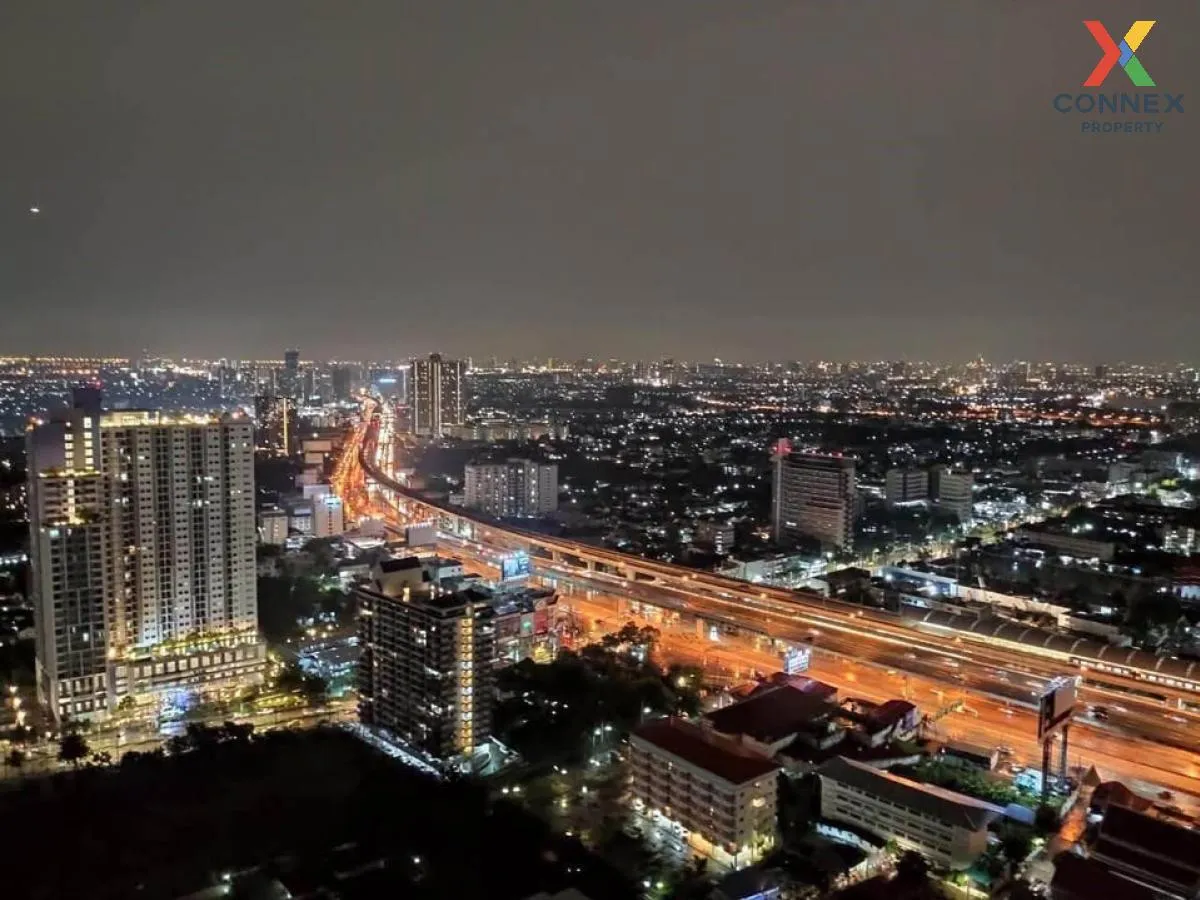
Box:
[410,353,465,437]
[28,403,265,724]
[463,459,558,518]
[771,451,857,549]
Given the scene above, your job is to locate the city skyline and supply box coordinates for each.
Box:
[3,0,1196,363]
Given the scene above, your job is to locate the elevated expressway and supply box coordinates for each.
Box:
[355,406,1200,716]
[343,405,1200,794]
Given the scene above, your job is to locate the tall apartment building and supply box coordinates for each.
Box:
[630,717,780,870]
[357,558,495,761]
[28,403,264,723]
[931,465,974,523]
[885,467,929,506]
[27,397,108,721]
[771,451,857,549]
[463,459,558,518]
[410,353,465,437]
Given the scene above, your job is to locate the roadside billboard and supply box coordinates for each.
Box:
[1037,676,1079,741]
[406,523,436,547]
[783,644,812,675]
[501,552,532,581]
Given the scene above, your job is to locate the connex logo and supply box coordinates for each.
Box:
[1083,20,1156,87]
[1053,20,1182,135]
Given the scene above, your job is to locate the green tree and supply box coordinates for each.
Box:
[301,672,329,705]
[1001,830,1034,869]
[895,850,929,884]
[1034,804,1061,834]
[58,731,91,769]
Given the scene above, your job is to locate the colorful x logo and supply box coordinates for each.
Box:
[1083,20,1156,87]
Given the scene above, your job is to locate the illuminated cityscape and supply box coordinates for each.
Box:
[2,353,1200,897]
[2,3,1197,899]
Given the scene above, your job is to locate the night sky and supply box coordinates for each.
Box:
[2,2,1196,362]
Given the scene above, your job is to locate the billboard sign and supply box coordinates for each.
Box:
[501,552,532,582]
[783,644,812,675]
[1037,676,1079,740]
[405,523,436,547]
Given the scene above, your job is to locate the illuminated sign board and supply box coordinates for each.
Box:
[783,644,812,675]
[501,552,532,581]
[1037,676,1079,741]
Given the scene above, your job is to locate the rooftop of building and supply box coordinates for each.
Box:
[378,556,424,573]
[632,718,780,786]
[1096,804,1200,879]
[863,699,917,729]
[817,756,1003,832]
[751,673,839,699]
[1089,781,1156,815]
[1049,853,1160,900]
[898,605,1200,683]
[705,681,837,745]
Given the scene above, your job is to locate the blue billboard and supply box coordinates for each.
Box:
[501,552,532,581]
[783,644,812,675]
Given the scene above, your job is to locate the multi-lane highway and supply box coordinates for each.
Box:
[353,405,1200,710]
[557,587,1200,801]
[338,401,1200,801]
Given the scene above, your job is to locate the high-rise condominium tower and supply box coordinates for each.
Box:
[410,353,465,437]
[28,400,264,723]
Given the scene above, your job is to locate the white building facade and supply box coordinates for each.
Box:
[464,459,558,518]
[817,756,1000,870]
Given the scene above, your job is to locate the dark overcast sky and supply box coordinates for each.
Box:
[1,1,1196,362]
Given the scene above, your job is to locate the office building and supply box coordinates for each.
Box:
[816,756,1002,870]
[357,558,495,761]
[410,353,466,437]
[312,493,346,538]
[463,459,558,518]
[629,717,780,870]
[931,465,974,523]
[29,404,264,723]
[280,348,301,399]
[885,468,929,506]
[331,365,356,402]
[771,451,857,549]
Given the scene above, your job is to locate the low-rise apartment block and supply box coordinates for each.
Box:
[630,718,780,870]
[816,756,1002,870]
